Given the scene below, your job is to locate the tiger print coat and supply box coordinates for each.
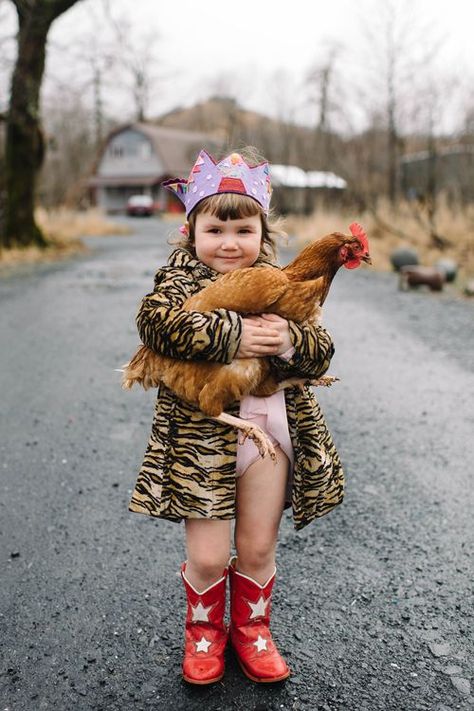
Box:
[128,248,344,530]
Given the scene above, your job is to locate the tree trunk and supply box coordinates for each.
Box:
[3,0,80,250]
[387,92,399,206]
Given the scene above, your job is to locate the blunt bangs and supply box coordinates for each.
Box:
[194,193,263,221]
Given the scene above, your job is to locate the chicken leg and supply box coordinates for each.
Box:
[214,412,277,461]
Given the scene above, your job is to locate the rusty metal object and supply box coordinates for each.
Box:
[399,265,445,291]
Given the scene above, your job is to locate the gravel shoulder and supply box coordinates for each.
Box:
[1,220,473,710]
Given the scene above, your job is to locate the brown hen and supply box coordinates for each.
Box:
[122,225,371,456]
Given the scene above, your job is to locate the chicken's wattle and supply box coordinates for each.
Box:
[343,257,361,270]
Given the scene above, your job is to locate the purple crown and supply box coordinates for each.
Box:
[162,150,272,217]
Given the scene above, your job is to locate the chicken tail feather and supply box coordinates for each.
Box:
[121,344,161,390]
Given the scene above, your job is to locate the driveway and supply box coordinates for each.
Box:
[1,218,473,710]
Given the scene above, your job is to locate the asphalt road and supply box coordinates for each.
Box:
[1,218,473,711]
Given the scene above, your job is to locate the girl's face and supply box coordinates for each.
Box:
[194,212,262,273]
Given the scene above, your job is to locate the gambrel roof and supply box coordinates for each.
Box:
[134,123,222,175]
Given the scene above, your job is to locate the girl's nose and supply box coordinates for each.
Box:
[221,235,239,249]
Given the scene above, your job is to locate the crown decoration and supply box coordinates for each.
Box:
[162,150,272,217]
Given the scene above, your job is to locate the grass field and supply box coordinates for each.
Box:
[284,198,474,290]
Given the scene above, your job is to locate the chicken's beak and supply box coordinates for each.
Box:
[362,254,372,264]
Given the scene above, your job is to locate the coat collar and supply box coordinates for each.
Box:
[167,247,279,282]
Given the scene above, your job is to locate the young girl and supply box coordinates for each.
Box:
[128,148,343,685]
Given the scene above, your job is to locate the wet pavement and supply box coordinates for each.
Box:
[1,217,473,710]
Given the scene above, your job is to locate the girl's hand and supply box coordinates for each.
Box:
[258,314,293,354]
[236,317,283,358]
[235,314,292,358]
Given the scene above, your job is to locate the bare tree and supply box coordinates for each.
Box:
[0,2,15,118]
[306,44,342,170]
[404,73,462,249]
[102,6,162,123]
[38,88,116,209]
[202,71,254,147]
[2,0,83,250]
[355,0,441,205]
[266,69,300,166]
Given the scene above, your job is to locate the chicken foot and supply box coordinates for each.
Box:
[214,412,277,461]
[253,372,339,397]
[277,374,340,392]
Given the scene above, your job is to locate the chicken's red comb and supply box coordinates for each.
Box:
[349,222,369,251]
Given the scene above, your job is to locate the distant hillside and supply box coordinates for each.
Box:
[154,96,342,171]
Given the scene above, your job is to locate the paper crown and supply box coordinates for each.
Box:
[162,150,272,217]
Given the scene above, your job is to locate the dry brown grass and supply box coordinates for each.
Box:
[0,208,131,268]
[37,206,131,240]
[284,198,474,288]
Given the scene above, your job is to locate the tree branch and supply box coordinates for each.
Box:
[11,0,82,25]
[48,0,84,22]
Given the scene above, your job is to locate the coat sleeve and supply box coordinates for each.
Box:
[136,266,242,363]
[269,321,335,380]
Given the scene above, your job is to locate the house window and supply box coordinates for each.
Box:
[107,130,153,161]
[109,144,124,158]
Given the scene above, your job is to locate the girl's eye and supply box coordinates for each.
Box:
[208,228,221,234]
[239,229,251,234]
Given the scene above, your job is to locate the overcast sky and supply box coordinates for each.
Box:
[1,0,474,129]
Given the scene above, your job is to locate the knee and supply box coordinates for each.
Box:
[235,534,276,569]
[186,551,229,581]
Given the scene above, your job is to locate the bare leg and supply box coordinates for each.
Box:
[234,446,289,585]
[184,519,232,591]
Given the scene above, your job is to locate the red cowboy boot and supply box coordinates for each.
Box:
[229,558,290,683]
[181,562,228,684]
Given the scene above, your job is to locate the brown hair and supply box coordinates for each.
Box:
[171,146,286,260]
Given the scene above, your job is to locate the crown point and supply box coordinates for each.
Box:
[230,153,242,164]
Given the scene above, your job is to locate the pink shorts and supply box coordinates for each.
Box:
[235,389,294,478]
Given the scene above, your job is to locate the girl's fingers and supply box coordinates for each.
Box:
[260,313,284,323]
[242,323,268,334]
[249,326,280,338]
[252,338,283,349]
[238,345,281,357]
[251,335,282,346]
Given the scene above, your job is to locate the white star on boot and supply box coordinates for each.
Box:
[253,635,268,653]
[191,601,212,622]
[248,595,269,619]
[195,636,212,653]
